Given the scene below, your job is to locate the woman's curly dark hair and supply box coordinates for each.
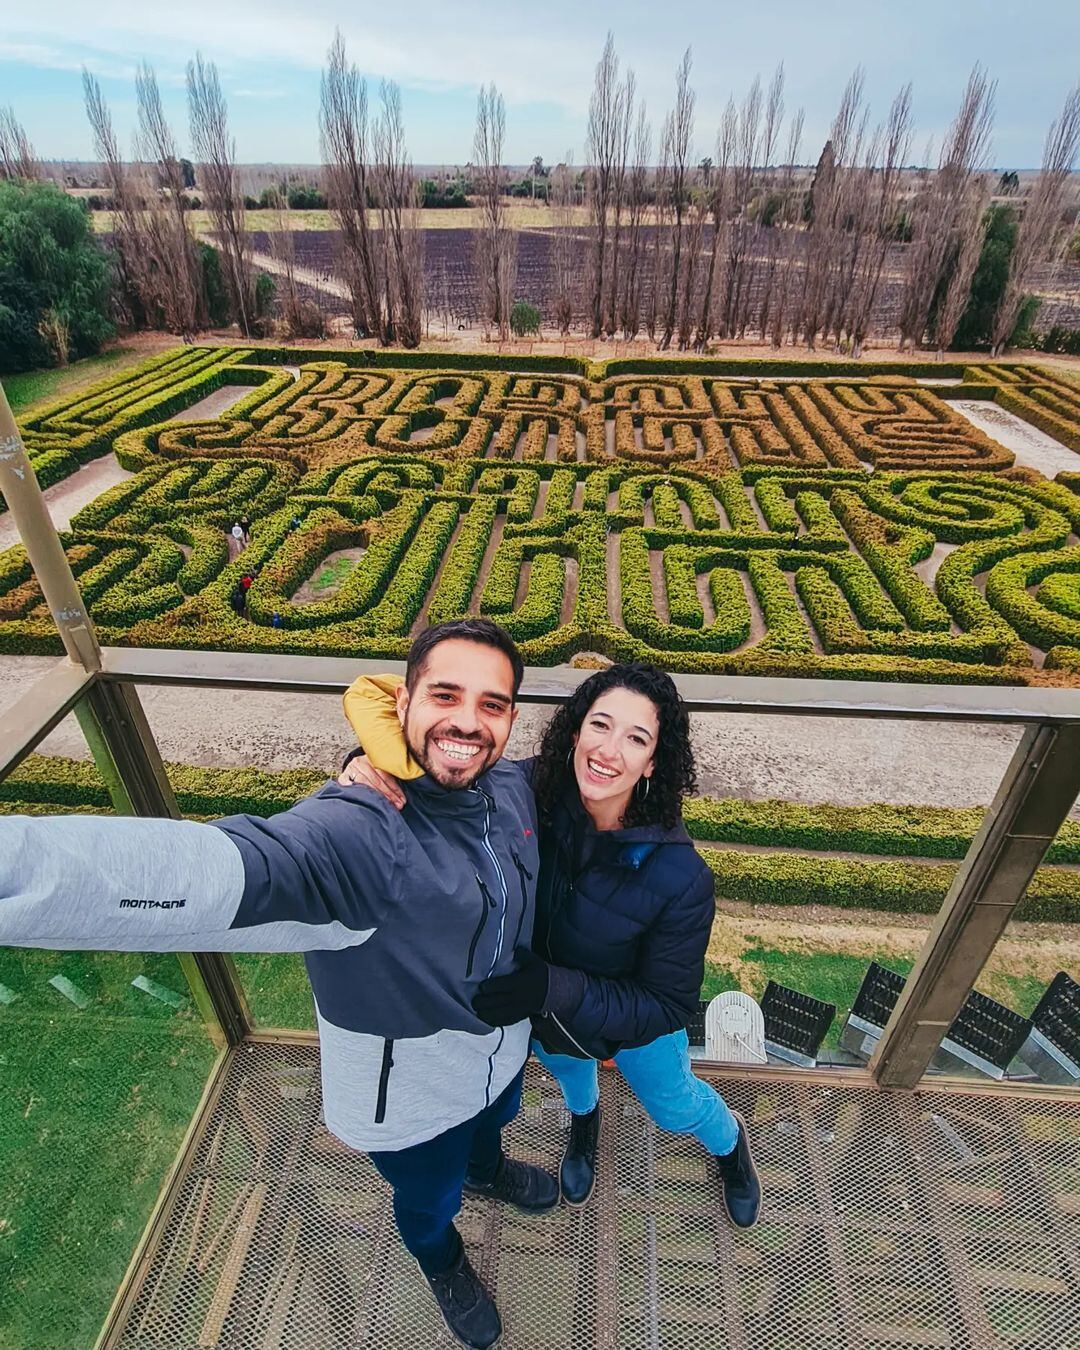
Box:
[532,662,697,831]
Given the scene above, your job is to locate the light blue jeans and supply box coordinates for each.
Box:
[532,1029,739,1157]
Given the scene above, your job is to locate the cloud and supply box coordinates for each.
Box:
[232,87,291,100]
[0,39,136,81]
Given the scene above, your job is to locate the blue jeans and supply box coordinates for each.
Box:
[533,1030,739,1156]
[369,1068,523,1276]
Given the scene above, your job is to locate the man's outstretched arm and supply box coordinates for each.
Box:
[0,784,401,953]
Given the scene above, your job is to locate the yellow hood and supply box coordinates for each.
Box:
[342,674,424,780]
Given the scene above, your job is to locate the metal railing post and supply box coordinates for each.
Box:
[0,383,101,671]
[870,720,1080,1089]
[0,381,250,1046]
[75,682,252,1048]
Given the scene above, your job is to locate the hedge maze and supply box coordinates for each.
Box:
[3,347,1080,684]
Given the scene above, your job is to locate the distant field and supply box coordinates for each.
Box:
[91,203,590,236]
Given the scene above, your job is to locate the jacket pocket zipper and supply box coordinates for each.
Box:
[510,851,533,949]
[466,874,497,977]
[374,1038,395,1124]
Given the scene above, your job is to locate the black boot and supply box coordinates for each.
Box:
[560,1105,600,1207]
[422,1239,502,1350]
[463,1154,559,1214]
[714,1110,761,1229]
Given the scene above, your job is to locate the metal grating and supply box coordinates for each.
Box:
[110,1042,1080,1350]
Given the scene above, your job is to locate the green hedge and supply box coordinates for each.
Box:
[683,795,1080,863]
[700,847,1080,922]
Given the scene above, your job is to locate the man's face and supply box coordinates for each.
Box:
[396,638,519,790]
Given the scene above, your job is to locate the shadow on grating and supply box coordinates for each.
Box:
[111,1042,1079,1350]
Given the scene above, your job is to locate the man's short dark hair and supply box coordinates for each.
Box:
[405,619,524,700]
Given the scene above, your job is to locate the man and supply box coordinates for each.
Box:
[0,619,555,1350]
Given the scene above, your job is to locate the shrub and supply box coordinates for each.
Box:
[510,301,541,338]
[0,180,114,371]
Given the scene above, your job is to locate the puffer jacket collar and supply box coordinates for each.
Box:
[551,787,696,870]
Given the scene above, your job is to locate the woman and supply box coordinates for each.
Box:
[340,662,760,1228]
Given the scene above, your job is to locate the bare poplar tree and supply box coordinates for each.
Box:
[606,70,635,336]
[187,54,253,336]
[753,67,788,343]
[991,85,1080,354]
[898,67,995,350]
[373,81,424,347]
[320,32,383,340]
[619,107,652,340]
[766,108,805,348]
[585,35,634,338]
[842,84,912,356]
[719,75,764,340]
[83,70,157,329]
[550,156,578,334]
[136,63,202,337]
[473,83,515,339]
[799,72,866,348]
[0,107,41,180]
[658,49,695,350]
[933,177,991,354]
[694,99,736,348]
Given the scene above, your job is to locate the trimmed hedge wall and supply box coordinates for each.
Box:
[4,347,1079,685]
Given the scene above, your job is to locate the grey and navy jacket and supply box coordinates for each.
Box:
[0,762,540,1152]
[534,789,715,1061]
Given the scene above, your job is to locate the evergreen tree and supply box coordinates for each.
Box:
[0,180,114,371]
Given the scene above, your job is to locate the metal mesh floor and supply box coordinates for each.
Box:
[110,1042,1079,1350]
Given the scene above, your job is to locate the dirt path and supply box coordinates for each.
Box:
[707,899,1077,1002]
[0,651,1030,806]
[248,251,352,303]
[951,399,1080,478]
[0,455,134,553]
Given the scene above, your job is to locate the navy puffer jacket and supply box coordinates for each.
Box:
[533,788,716,1061]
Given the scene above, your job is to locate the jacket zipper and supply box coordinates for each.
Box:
[475,788,509,977]
[484,1025,505,1107]
[548,1011,594,1060]
[466,874,496,977]
[374,1038,395,1124]
[510,851,533,949]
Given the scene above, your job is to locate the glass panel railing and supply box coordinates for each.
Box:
[0,710,220,1348]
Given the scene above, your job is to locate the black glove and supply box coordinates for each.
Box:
[472,947,550,1026]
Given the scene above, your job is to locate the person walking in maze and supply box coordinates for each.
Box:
[0,620,557,1350]
[341,662,761,1228]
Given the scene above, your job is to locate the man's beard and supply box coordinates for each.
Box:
[405,718,498,790]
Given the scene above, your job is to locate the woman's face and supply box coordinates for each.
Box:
[572,686,659,825]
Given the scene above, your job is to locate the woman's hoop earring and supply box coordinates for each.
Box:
[636,776,651,802]
[566,748,574,767]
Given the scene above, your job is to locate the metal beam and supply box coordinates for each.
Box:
[0,383,101,671]
[77,678,251,1048]
[0,658,96,781]
[870,721,1080,1089]
[99,646,1080,724]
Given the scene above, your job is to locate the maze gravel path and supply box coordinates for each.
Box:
[0,651,1024,807]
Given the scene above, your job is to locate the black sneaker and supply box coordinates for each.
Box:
[560,1105,600,1207]
[463,1154,559,1214]
[714,1110,761,1229]
[421,1242,502,1350]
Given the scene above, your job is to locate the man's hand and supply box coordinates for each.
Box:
[473,947,550,1026]
[339,752,406,811]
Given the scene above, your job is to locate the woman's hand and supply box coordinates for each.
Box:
[338,753,406,810]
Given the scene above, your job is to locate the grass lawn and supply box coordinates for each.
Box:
[703,947,1048,1049]
[0,346,153,416]
[311,554,358,592]
[0,948,218,1350]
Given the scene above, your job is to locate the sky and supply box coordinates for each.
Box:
[2,1,1078,170]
